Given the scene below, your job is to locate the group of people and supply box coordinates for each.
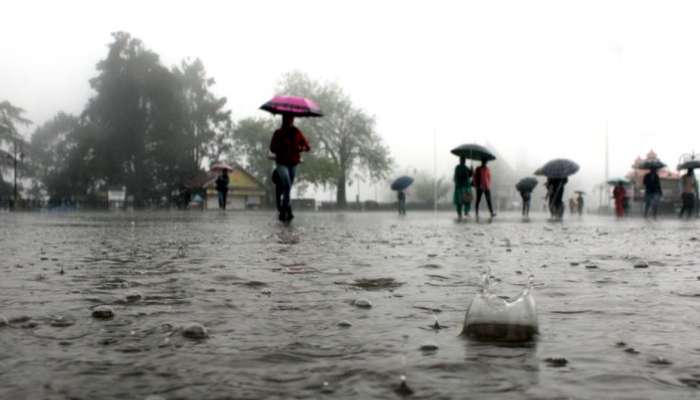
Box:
[627,166,698,219]
[451,156,497,220]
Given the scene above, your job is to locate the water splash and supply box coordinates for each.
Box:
[461,271,538,342]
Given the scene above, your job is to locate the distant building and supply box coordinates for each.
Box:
[186,165,266,210]
[625,150,681,213]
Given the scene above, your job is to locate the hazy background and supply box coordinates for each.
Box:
[3,0,700,201]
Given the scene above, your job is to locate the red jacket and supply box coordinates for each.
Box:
[269,126,310,166]
[474,165,491,190]
[613,186,626,201]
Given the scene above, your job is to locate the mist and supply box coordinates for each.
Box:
[3,0,700,205]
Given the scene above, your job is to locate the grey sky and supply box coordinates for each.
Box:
[3,0,700,200]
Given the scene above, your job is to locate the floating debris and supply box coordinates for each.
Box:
[337,320,352,328]
[649,356,672,365]
[544,357,568,367]
[182,323,209,339]
[261,288,272,296]
[0,315,7,327]
[394,375,414,396]
[585,265,598,269]
[419,342,439,352]
[92,305,115,320]
[633,262,649,269]
[351,277,403,291]
[353,299,373,309]
[50,315,76,327]
[461,273,538,342]
[124,291,143,303]
[615,341,627,347]
[624,347,640,355]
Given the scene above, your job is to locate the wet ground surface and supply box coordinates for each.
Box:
[1,210,699,399]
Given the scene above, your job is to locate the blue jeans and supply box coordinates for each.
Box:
[275,164,296,212]
[217,190,227,209]
[644,193,661,218]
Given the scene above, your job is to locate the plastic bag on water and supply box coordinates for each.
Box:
[461,273,538,342]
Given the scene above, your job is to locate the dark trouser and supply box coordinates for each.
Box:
[522,199,530,217]
[218,190,227,209]
[475,188,494,216]
[680,193,695,219]
[274,164,296,213]
[644,193,660,218]
[398,198,406,215]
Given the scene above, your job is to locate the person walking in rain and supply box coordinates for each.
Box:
[397,190,407,215]
[547,177,567,220]
[453,156,472,220]
[576,192,584,216]
[215,169,229,210]
[679,169,697,219]
[612,182,626,218]
[473,157,496,219]
[269,114,310,221]
[519,189,532,218]
[643,167,662,219]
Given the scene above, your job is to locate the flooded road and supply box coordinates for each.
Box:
[1,211,699,399]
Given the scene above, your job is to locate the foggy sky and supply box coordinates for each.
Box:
[3,0,700,201]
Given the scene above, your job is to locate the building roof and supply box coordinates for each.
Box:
[185,164,266,193]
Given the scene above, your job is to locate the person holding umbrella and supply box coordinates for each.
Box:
[453,156,472,220]
[611,181,627,218]
[215,169,229,210]
[679,169,697,219]
[641,162,664,219]
[515,177,537,218]
[391,176,413,216]
[536,158,579,221]
[473,157,496,219]
[261,96,320,222]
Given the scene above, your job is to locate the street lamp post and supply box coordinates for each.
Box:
[11,139,23,211]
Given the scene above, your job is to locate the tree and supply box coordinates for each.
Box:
[173,58,233,165]
[276,72,392,207]
[28,112,80,201]
[83,32,233,205]
[232,117,277,203]
[0,101,31,205]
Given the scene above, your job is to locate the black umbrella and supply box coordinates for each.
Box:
[391,176,414,191]
[636,159,666,170]
[607,177,630,185]
[535,159,580,178]
[450,144,496,161]
[515,177,538,192]
[678,160,700,170]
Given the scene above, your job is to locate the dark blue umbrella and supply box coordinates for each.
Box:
[515,177,538,192]
[391,176,414,191]
[535,159,580,178]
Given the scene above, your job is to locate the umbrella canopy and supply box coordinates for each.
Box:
[210,162,233,172]
[607,177,630,185]
[535,159,580,178]
[390,176,414,191]
[678,159,700,170]
[260,95,322,117]
[574,190,585,195]
[450,143,496,161]
[515,177,538,192]
[636,159,666,170]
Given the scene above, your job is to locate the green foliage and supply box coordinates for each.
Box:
[276,71,392,206]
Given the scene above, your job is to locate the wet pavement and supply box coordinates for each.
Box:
[0,210,699,399]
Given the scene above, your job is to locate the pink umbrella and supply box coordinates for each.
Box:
[210,162,233,172]
[260,95,323,117]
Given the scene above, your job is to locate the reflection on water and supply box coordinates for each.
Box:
[0,211,699,399]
